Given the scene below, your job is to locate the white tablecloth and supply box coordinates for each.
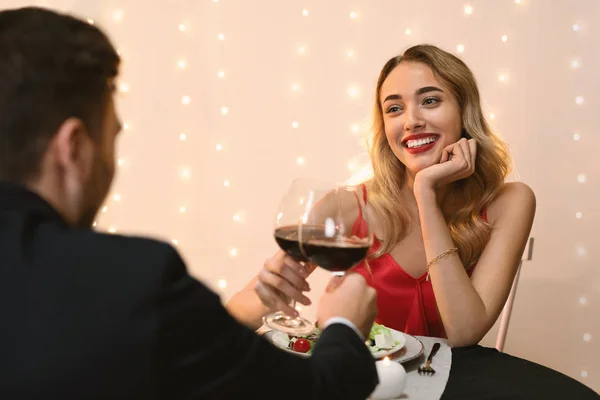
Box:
[379,336,451,400]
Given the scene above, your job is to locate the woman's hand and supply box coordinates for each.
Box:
[254,250,315,317]
[414,138,477,194]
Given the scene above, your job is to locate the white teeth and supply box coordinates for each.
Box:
[406,136,437,149]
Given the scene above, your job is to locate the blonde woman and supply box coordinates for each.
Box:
[227,44,535,347]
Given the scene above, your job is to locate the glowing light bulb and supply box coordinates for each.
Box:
[457,44,465,53]
[577,246,586,256]
[291,83,300,91]
[217,70,225,78]
[218,279,227,289]
[108,227,117,233]
[119,83,129,93]
[177,59,186,69]
[182,168,191,179]
[296,157,305,165]
[216,144,223,151]
[464,5,473,15]
[298,46,306,54]
[292,121,299,129]
[573,133,581,141]
[583,333,591,342]
[489,113,496,120]
[223,180,230,187]
[576,212,582,219]
[580,296,587,305]
[118,158,125,166]
[501,35,508,42]
[499,74,507,82]
[112,194,121,202]
[179,24,186,32]
[233,214,241,222]
[573,24,580,32]
[405,28,412,35]
[577,174,586,183]
[575,96,584,105]
[571,60,580,68]
[93,221,97,227]
[229,248,238,257]
[221,106,229,115]
[102,206,108,213]
[348,85,359,98]
[302,9,309,16]
[515,0,521,4]
[347,49,355,57]
[350,11,357,19]
[581,370,588,378]
[179,206,187,213]
[113,10,123,22]
[218,33,225,40]
[351,124,360,134]
[182,96,191,105]
[179,133,187,141]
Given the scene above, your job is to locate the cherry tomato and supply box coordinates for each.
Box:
[293,338,312,353]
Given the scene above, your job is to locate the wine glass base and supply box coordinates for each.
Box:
[263,311,315,336]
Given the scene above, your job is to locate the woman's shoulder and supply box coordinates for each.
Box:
[486,182,536,225]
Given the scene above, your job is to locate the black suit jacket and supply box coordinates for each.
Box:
[0,182,378,399]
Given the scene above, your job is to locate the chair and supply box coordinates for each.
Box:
[495,237,535,352]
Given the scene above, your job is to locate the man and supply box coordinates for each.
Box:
[0,7,379,400]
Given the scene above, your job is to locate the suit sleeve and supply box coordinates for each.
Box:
[156,246,379,400]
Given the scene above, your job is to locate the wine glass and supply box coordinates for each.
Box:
[262,178,331,336]
[298,185,373,278]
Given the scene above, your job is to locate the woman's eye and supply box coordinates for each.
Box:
[386,105,402,113]
[423,97,440,105]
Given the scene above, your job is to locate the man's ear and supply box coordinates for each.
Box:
[50,117,95,181]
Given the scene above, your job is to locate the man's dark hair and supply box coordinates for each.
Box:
[0,7,120,182]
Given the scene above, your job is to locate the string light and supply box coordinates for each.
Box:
[102,206,108,213]
[577,246,586,257]
[182,96,191,105]
[571,60,580,69]
[577,174,586,183]
[515,0,521,4]
[221,106,229,115]
[179,24,186,32]
[581,371,588,378]
[575,212,582,219]
[181,168,192,179]
[179,206,187,213]
[298,46,306,54]
[118,158,125,166]
[172,239,179,245]
[112,194,121,202]
[489,113,496,120]
[464,5,473,15]
[347,49,355,57]
[292,121,299,129]
[457,44,465,53]
[119,83,129,93]
[572,24,580,32]
[179,133,187,141]
[177,59,186,69]
[291,83,300,91]
[223,180,230,187]
[350,11,358,19]
[405,29,412,36]
[216,144,223,151]
[573,132,581,141]
[218,33,225,40]
[501,35,508,42]
[123,123,130,131]
[583,333,592,342]
[575,96,584,105]
[302,9,309,17]
[351,124,360,134]
[93,221,97,227]
[218,279,228,289]
[233,214,241,222]
[217,70,225,78]
[229,248,238,257]
[108,227,117,233]
[296,157,305,165]
[348,85,360,98]
[113,10,123,22]
[580,296,587,305]
[498,74,507,82]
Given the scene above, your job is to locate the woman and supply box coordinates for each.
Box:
[226,44,535,347]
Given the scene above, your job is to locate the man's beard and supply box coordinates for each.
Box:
[76,158,114,229]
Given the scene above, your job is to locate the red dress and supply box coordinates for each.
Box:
[351,184,487,338]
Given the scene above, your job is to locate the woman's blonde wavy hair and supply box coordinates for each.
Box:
[367,44,511,269]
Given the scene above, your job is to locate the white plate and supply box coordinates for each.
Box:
[262,327,424,364]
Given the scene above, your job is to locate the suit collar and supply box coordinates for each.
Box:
[0,181,68,225]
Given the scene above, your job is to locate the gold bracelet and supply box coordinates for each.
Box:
[426,247,458,281]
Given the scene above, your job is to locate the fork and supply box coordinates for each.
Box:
[418,342,441,375]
